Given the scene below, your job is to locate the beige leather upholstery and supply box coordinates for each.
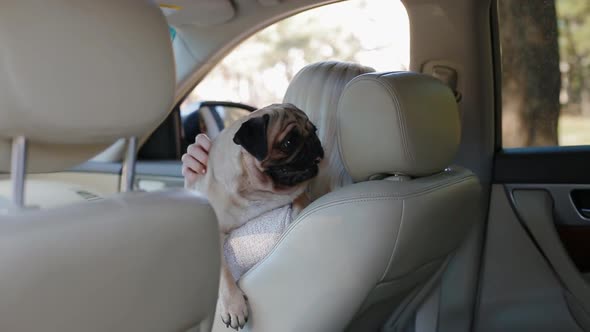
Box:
[284,61,375,200]
[338,72,460,181]
[0,0,175,173]
[240,168,479,332]
[475,186,583,332]
[0,1,220,331]
[212,64,480,332]
[0,191,220,332]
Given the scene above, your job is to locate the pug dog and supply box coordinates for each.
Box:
[189,103,324,330]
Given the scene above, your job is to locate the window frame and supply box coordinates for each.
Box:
[492,0,503,152]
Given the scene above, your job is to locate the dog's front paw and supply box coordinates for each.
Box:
[220,287,249,330]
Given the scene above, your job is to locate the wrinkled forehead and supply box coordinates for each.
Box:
[261,103,310,127]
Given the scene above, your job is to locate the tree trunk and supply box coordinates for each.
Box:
[581,88,590,116]
[499,0,561,147]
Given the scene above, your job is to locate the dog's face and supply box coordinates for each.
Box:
[233,103,324,189]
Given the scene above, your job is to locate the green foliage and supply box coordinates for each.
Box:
[187,0,372,107]
[221,6,362,80]
[557,0,590,111]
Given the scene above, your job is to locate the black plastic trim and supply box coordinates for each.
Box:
[491,0,502,150]
[138,105,182,161]
[494,146,590,184]
[198,101,257,112]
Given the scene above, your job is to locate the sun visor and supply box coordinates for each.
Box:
[158,1,235,27]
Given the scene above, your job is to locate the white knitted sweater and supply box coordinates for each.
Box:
[223,204,293,280]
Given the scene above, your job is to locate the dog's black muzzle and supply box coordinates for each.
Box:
[266,135,324,187]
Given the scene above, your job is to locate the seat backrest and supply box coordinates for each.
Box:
[230,71,481,332]
[0,1,220,331]
[0,191,220,332]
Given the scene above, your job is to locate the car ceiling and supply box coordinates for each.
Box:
[159,0,340,102]
[156,0,308,27]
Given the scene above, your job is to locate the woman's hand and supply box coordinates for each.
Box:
[182,134,211,188]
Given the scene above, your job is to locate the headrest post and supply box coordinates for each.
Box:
[121,137,137,192]
[0,1,175,174]
[10,136,27,208]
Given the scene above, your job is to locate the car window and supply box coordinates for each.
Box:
[218,106,251,128]
[498,0,590,148]
[180,0,409,120]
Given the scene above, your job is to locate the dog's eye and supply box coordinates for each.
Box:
[280,132,298,152]
[281,139,293,152]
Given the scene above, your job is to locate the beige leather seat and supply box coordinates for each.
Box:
[213,65,481,332]
[337,72,481,331]
[0,1,219,331]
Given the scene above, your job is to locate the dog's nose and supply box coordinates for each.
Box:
[314,157,321,164]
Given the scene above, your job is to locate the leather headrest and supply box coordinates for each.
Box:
[0,0,175,172]
[284,61,375,199]
[338,72,460,181]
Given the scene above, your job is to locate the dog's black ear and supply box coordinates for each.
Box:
[233,114,270,161]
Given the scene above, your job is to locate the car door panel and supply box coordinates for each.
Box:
[510,189,590,331]
[502,184,590,275]
[495,148,590,274]
[476,149,590,331]
[475,185,583,332]
[558,225,590,273]
[571,189,590,220]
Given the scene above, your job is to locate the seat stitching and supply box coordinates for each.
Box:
[375,72,410,165]
[380,198,405,282]
[296,175,477,219]
[240,176,476,279]
[377,254,448,284]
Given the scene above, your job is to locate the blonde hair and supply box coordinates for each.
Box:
[283,61,375,200]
